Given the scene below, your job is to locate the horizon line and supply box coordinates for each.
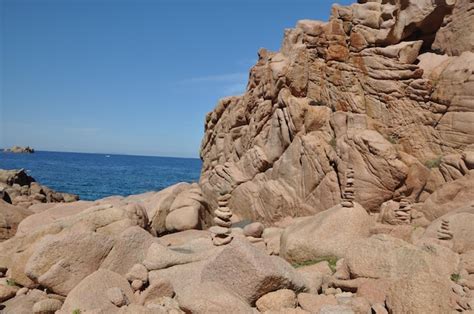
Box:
[0,148,202,160]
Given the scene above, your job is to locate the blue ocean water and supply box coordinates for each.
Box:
[0,151,202,200]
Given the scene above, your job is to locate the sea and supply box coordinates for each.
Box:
[0,151,202,201]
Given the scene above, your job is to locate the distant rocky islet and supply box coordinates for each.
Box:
[0,0,473,313]
[2,146,35,154]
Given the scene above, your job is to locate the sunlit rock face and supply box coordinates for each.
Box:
[199,0,474,225]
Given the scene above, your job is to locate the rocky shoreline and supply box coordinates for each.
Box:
[0,169,79,241]
[1,0,473,313]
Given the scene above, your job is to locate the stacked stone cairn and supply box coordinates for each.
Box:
[394,197,412,224]
[341,167,355,208]
[437,218,454,241]
[126,263,149,296]
[210,192,233,246]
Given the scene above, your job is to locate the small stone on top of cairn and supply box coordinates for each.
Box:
[394,197,412,224]
[341,167,355,208]
[437,218,453,241]
[210,192,233,246]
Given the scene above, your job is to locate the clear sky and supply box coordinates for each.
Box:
[1,0,354,158]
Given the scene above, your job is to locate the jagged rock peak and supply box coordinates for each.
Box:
[199,0,473,224]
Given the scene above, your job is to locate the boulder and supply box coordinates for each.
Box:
[297,294,337,313]
[280,203,373,263]
[0,169,35,186]
[125,263,148,284]
[165,184,205,232]
[165,206,200,232]
[101,226,161,276]
[0,200,31,241]
[201,238,307,304]
[461,250,474,274]
[384,270,453,313]
[118,297,183,313]
[143,238,219,271]
[0,169,78,207]
[319,304,354,313]
[16,201,94,236]
[0,291,46,314]
[346,235,458,279]
[345,235,457,313]
[356,279,390,305]
[148,260,208,298]
[177,282,253,314]
[60,269,134,313]
[420,171,474,220]
[262,227,283,255]
[142,183,196,235]
[138,279,174,306]
[106,287,128,307]
[256,289,297,312]
[25,230,114,295]
[0,284,18,302]
[32,298,63,314]
[243,222,265,238]
[420,209,474,253]
[157,229,210,247]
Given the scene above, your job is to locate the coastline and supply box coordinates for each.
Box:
[1,0,473,312]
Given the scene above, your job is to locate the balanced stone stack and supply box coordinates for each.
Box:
[210,192,233,246]
[394,198,411,224]
[437,218,454,240]
[341,167,355,208]
[125,263,149,294]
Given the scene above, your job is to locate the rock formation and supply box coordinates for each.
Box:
[2,146,35,154]
[210,192,233,246]
[0,169,79,241]
[0,0,473,313]
[199,0,473,225]
[0,169,78,208]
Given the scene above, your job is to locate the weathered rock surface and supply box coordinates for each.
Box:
[201,238,307,303]
[433,0,474,56]
[101,226,161,275]
[298,293,338,313]
[60,269,134,313]
[0,289,48,314]
[177,282,253,313]
[0,200,31,241]
[256,289,297,312]
[0,200,152,289]
[25,230,114,295]
[280,203,373,262]
[198,0,474,225]
[1,0,473,313]
[420,205,474,254]
[420,171,474,220]
[0,169,78,210]
[345,235,458,313]
[32,298,63,314]
[142,182,208,235]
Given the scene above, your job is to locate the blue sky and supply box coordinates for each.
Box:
[1,0,353,158]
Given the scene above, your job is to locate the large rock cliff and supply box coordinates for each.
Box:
[199,0,474,224]
[1,1,473,313]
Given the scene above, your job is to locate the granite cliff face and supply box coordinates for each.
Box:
[199,0,474,224]
[1,1,473,313]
